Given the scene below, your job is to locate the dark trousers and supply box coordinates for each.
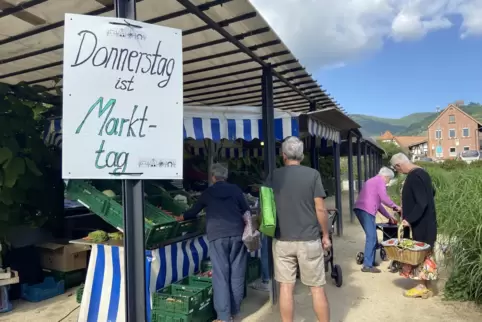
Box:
[209,236,247,321]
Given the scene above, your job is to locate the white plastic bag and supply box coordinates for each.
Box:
[242,211,261,252]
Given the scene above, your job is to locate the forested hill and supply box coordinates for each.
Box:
[351,102,482,137]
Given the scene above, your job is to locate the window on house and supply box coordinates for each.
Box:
[449,129,456,138]
[449,115,455,123]
[464,146,470,151]
[462,128,469,137]
[449,147,456,156]
[435,130,442,139]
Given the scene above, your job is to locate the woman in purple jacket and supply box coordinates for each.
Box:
[354,167,400,273]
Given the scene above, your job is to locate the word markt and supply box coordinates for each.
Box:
[75,97,151,173]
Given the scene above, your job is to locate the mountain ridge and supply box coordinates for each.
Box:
[351,103,482,137]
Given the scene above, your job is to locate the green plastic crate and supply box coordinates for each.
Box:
[173,216,206,237]
[246,257,261,284]
[175,276,213,303]
[65,180,177,248]
[152,285,204,314]
[43,268,86,289]
[146,190,190,216]
[151,301,213,322]
[76,284,84,304]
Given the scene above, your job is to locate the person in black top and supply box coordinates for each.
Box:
[176,163,249,322]
[390,153,438,299]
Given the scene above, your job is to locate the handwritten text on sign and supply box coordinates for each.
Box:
[62,14,183,180]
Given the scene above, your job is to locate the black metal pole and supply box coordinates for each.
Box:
[332,141,343,236]
[368,146,373,177]
[115,1,147,321]
[347,131,355,223]
[363,142,368,181]
[372,149,377,174]
[261,65,277,305]
[309,102,318,170]
[356,136,362,192]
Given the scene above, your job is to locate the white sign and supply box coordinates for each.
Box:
[62,14,183,180]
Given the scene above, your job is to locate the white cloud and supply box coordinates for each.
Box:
[250,0,482,70]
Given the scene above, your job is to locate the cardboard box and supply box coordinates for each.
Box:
[37,243,90,272]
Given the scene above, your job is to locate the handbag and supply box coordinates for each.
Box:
[258,185,276,237]
[242,211,261,252]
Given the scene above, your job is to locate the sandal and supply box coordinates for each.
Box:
[403,287,433,299]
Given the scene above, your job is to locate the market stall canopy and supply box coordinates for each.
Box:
[43,104,299,147]
[183,105,298,141]
[297,107,361,144]
[187,145,281,159]
[1,0,340,112]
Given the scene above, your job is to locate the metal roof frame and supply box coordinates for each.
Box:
[0,0,351,113]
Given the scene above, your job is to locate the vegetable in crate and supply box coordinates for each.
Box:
[102,190,116,198]
[87,230,109,243]
[108,232,123,240]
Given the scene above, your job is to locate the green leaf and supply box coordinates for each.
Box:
[25,158,42,176]
[0,188,13,205]
[3,169,18,188]
[2,137,20,156]
[0,147,12,166]
[0,203,9,221]
[11,157,25,176]
[2,157,25,188]
[0,83,10,96]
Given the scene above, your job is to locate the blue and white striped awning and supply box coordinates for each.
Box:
[183,105,299,141]
[43,106,300,148]
[308,117,341,144]
[188,146,281,159]
[44,118,62,148]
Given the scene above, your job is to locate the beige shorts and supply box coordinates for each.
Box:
[272,239,326,287]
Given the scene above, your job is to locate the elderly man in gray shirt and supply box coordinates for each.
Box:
[266,136,331,322]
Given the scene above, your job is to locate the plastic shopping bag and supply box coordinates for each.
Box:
[259,186,276,237]
[242,211,261,252]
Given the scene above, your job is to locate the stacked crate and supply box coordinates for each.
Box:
[151,276,214,322]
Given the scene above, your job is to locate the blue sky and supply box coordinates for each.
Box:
[252,0,482,119]
[316,17,482,118]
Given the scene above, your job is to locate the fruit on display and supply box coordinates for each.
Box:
[108,232,123,240]
[87,230,109,243]
[399,239,415,249]
[198,270,213,278]
[102,190,116,198]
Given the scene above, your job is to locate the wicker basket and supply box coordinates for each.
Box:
[383,225,431,266]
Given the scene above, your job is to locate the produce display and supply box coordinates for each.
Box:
[197,270,212,278]
[102,190,116,198]
[382,238,430,251]
[83,230,124,243]
[86,230,109,243]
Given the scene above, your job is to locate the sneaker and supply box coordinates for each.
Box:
[361,267,381,273]
[249,279,270,292]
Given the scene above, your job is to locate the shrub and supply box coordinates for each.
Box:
[427,167,482,303]
[390,163,482,303]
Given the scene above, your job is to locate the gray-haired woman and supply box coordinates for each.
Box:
[177,163,249,322]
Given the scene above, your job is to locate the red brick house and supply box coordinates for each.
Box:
[427,104,482,160]
[378,130,426,151]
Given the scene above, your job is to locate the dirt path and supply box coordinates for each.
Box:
[1,194,481,322]
[237,196,482,322]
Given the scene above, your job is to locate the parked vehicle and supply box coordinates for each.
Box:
[412,155,433,162]
[458,150,480,164]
